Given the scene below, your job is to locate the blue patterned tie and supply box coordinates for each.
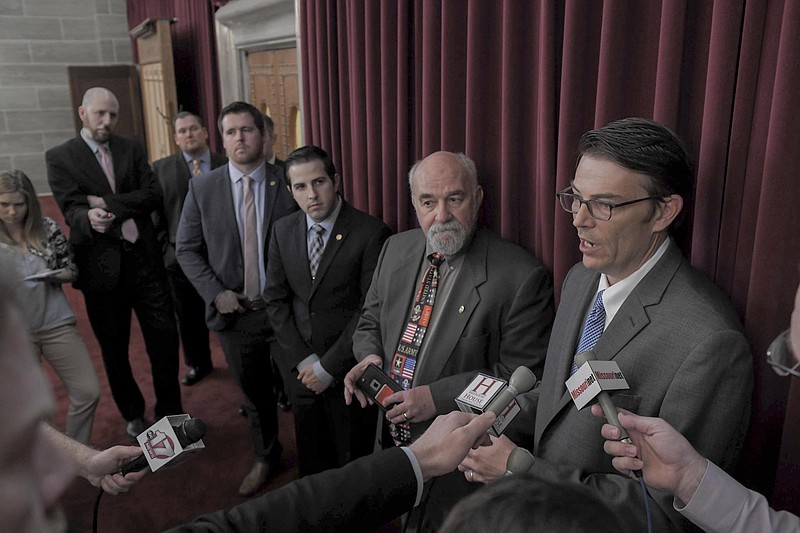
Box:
[570,290,606,375]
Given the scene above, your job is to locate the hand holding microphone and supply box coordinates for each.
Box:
[120,417,206,475]
[486,366,538,416]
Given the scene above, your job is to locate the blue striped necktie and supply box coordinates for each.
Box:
[570,290,606,375]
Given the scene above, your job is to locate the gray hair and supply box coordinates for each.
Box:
[407,152,478,196]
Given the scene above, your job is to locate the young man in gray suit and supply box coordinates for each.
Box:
[460,118,753,532]
[176,101,296,496]
[152,112,227,386]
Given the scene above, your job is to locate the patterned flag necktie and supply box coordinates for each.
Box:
[388,252,444,445]
[242,175,260,297]
[98,145,138,243]
[570,290,606,375]
[308,224,325,279]
[191,158,203,176]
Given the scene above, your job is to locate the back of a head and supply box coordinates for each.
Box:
[439,474,623,533]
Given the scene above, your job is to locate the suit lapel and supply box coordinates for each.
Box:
[75,137,114,194]
[288,212,312,298]
[260,163,283,247]
[215,167,242,260]
[384,233,427,365]
[173,154,191,195]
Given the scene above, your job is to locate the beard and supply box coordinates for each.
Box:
[427,219,468,256]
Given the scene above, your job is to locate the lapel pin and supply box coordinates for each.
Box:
[458,305,465,313]
[336,234,343,240]
[269,180,276,186]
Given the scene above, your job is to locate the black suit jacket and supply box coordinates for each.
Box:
[45,134,163,291]
[266,200,391,380]
[165,447,415,532]
[175,163,296,331]
[152,151,227,268]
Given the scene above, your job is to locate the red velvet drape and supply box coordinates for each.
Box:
[298,0,800,508]
[126,0,222,152]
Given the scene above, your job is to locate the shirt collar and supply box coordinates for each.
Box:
[598,237,671,324]
[80,128,106,154]
[183,149,210,164]
[228,160,267,184]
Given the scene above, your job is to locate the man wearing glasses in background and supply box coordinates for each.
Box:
[459,117,753,532]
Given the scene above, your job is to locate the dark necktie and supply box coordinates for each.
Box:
[309,224,325,279]
[388,252,444,445]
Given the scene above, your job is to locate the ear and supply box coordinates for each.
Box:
[652,194,683,232]
[78,106,86,121]
[332,173,340,192]
[475,185,484,209]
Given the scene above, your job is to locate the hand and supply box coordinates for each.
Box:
[590,404,708,504]
[409,411,496,481]
[298,366,328,394]
[88,208,114,233]
[385,385,436,425]
[343,354,382,407]
[84,445,147,495]
[214,290,244,314]
[87,195,108,209]
[458,433,517,484]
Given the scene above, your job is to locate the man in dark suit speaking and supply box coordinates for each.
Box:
[176,101,296,496]
[459,118,753,532]
[46,87,183,440]
[266,145,391,476]
[152,112,227,386]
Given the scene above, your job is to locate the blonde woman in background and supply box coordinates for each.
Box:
[0,170,99,443]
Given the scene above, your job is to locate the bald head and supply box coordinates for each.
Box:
[79,87,119,143]
[408,151,483,256]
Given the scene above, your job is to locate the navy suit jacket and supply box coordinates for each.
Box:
[266,200,391,380]
[45,134,163,291]
[175,163,296,331]
[152,151,227,269]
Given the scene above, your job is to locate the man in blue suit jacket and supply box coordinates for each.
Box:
[176,102,296,496]
[266,145,391,476]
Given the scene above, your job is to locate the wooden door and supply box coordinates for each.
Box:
[247,47,301,160]
[132,18,179,162]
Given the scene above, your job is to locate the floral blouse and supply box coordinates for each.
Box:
[0,217,79,280]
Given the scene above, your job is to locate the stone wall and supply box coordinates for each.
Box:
[0,0,132,193]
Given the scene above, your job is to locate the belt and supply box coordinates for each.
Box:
[239,296,266,311]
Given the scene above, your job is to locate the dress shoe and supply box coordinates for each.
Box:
[276,390,292,412]
[126,417,149,440]
[238,460,278,496]
[182,366,213,386]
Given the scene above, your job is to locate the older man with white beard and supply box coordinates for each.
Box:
[344,151,554,528]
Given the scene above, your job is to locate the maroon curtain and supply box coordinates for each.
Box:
[299,0,800,507]
[127,0,222,151]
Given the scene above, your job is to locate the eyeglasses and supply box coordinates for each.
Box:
[556,187,666,221]
[766,330,799,378]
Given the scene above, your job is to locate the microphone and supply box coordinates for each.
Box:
[121,417,206,475]
[572,350,630,442]
[505,446,536,475]
[456,366,537,437]
[486,366,538,416]
[568,350,642,478]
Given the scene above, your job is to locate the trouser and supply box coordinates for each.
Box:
[31,319,100,443]
[166,263,212,370]
[82,241,182,421]
[217,309,283,463]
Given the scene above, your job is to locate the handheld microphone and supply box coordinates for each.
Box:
[120,417,206,475]
[568,350,642,478]
[456,366,537,437]
[486,366,538,416]
[573,350,631,442]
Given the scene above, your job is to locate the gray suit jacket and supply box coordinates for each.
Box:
[519,240,753,532]
[353,228,554,439]
[152,151,227,269]
[175,163,296,331]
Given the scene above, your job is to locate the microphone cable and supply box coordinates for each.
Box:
[638,475,653,533]
[92,488,103,533]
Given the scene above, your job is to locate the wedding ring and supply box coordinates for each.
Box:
[402,412,410,421]
[468,470,474,482]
